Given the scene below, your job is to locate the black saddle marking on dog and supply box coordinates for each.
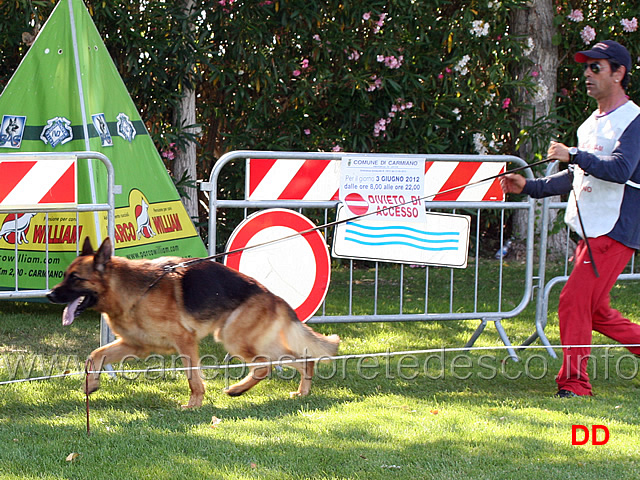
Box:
[181,260,266,317]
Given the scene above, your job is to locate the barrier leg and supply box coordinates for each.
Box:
[494,319,519,362]
[536,310,558,359]
[464,318,487,349]
[519,331,539,348]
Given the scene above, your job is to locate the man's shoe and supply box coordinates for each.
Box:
[554,389,578,398]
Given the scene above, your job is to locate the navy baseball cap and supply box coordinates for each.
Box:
[575,40,632,72]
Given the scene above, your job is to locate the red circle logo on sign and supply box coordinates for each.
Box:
[344,192,369,216]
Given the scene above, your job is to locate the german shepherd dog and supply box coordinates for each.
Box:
[47,237,340,407]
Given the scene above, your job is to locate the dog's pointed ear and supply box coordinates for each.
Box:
[81,237,94,256]
[94,237,113,273]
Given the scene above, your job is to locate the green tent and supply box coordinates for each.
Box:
[0,0,206,291]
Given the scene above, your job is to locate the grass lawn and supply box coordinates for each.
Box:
[1,261,640,479]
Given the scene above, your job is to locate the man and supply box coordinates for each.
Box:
[501,40,640,397]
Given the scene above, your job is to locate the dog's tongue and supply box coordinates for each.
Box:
[62,296,84,326]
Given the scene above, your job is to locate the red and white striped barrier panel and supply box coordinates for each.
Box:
[0,157,77,208]
[423,161,505,201]
[248,158,340,201]
[248,158,504,202]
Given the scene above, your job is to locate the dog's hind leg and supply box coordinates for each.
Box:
[225,365,270,397]
[289,359,315,398]
[87,339,148,395]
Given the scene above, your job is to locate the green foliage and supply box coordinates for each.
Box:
[0,1,538,178]
[197,0,535,158]
[5,1,637,232]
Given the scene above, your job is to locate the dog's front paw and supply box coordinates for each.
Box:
[84,376,100,395]
[181,393,204,409]
[224,386,245,397]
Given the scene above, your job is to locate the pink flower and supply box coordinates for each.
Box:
[501,98,511,109]
[313,34,321,42]
[567,9,584,22]
[161,142,177,161]
[293,69,301,77]
[362,12,371,21]
[531,70,539,77]
[438,73,444,79]
[332,145,343,152]
[621,17,638,33]
[304,129,310,135]
[373,13,387,33]
[218,0,235,12]
[367,75,383,91]
[580,26,596,44]
[373,99,413,138]
[373,118,389,137]
[445,67,452,73]
[377,54,403,69]
[301,58,309,69]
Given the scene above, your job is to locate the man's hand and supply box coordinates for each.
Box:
[499,173,526,194]
[548,141,570,162]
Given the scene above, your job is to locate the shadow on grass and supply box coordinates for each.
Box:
[2,368,639,480]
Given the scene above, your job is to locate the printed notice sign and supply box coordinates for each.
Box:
[333,206,471,268]
[339,156,426,222]
[336,155,472,267]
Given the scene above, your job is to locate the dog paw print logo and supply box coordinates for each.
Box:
[135,199,156,239]
[0,213,36,245]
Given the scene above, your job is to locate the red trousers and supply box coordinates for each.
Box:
[556,235,640,395]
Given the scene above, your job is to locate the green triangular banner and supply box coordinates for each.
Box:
[0,0,206,290]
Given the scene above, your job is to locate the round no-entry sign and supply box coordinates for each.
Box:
[224,209,331,322]
[344,192,369,215]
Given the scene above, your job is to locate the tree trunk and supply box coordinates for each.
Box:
[511,0,570,255]
[173,87,199,220]
[173,0,199,222]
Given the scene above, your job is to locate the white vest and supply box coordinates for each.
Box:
[565,101,640,238]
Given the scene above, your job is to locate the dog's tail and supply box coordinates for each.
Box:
[286,314,340,361]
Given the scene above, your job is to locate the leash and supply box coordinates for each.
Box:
[85,357,94,436]
[569,170,599,277]
[134,156,603,288]
[169,157,557,270]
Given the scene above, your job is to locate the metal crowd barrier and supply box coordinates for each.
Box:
[0,151,116,345]
[201,151,537,360]
[533,161,640,358]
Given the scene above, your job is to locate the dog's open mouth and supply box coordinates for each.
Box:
[62,295,95,326]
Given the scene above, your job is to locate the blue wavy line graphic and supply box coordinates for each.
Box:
[345,228,459,245]
[343,237,459,251]
[346,221,460,237]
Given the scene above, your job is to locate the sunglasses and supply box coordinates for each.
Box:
[584,62,602,74]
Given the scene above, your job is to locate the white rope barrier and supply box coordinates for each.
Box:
[2,342,639,386]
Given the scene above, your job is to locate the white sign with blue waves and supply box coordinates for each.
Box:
[333,206,470,268]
